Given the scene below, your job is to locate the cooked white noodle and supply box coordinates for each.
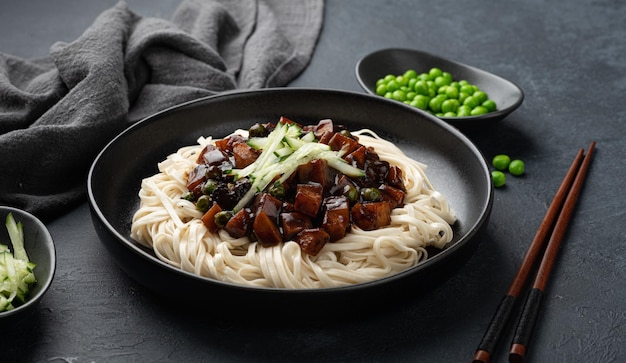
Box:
[130,129,456,288]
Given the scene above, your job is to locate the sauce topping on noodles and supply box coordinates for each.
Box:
[130,117,456,288]
[183,117,407,256]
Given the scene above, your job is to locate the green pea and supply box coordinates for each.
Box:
[392,89,407,101]
[463,96,479,109]
[386,80,399,92]
[202,179,218,194]
[492,154,511,171]
[482,99,497,112]
[460,84,474,95]
[509,159,525,176]
[384,74,396,82]
[458,92,470,104]
[375,84,387,96]
[403,69,417,79]
[457,105,472,117]
[445,86,459,99]
[214,211,233,228]
[470,105,489,116]
[473,90,488,104]
[396,75,408,87]
[441,99,460,114]
[407,78,417,90]
[429,94,447,113]
[181,191,195,202]
[417,73,430,81]
[196,195,211,212]
[413,95,430,110]
[443,111,457,117]
[361,187,382,202]
[434,76,448,88]
[429,67,443,79]
[492,171,506,188]
[414,80,430,95]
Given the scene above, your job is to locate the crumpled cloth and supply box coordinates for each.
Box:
[0,0,324,219]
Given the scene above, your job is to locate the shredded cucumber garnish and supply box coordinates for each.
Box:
[1,213,37,312]
[230,121,365,212]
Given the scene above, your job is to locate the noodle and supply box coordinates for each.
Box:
[130,128,456,288]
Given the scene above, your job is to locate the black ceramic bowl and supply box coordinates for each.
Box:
[356,48,524,129]
[88,88,493,314]
[0,206,56,325]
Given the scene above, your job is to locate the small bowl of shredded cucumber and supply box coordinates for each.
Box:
[0,206,56,324]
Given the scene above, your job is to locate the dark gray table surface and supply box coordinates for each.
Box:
[1,1,624,362]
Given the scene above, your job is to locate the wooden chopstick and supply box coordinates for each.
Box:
[472,142,595,363]
[508,141,595,362]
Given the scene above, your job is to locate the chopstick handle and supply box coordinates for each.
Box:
[472,295,517,363]
[509,288,544,363]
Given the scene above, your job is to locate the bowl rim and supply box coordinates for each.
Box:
[355,47,524,124]
[87,87,493,296]
[0,206,56,318]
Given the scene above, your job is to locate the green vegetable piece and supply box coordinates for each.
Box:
[6,213,27,262]
[491,171,506,188]
[195,195,211,212]
[268,181,286,199]
[181,191,195,201]
[202,180,218,195]
[492,154,511,171]
[1,213,37,312]
[361,187,382,202]
[509,159,525,176]
[214,211,234,228]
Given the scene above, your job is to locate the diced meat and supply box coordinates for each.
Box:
[198,145,229,166]
[278,116,300,127]
[214,134,246,154]
[201,203,223,232]
[327,132,360,155]
[344,145,367,169]
[314,119,335,139]
[253,193,282,222]
[186,164,209,192]
[379,184,406,208]
[224,208,253,239]
[295,228,330,256]
[321,196,350,241]
[232,142,260,168]
[385,165,405,191]
[351,202,392,231]
[280,212,313,241]
[253,210,283,247]
[297,159,334,190]
[294,183,324,217]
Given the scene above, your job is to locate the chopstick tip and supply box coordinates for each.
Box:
[472,349,490,363]
[509,343,526,363]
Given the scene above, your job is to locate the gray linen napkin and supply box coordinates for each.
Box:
[0,0,324,219]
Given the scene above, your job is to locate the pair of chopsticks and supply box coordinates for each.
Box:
[472,141,596,363]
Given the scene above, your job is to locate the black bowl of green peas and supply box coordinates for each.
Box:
[356,48,524,128]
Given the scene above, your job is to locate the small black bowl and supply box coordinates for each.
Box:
[356,48,524,129]
[0,206,56,325]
